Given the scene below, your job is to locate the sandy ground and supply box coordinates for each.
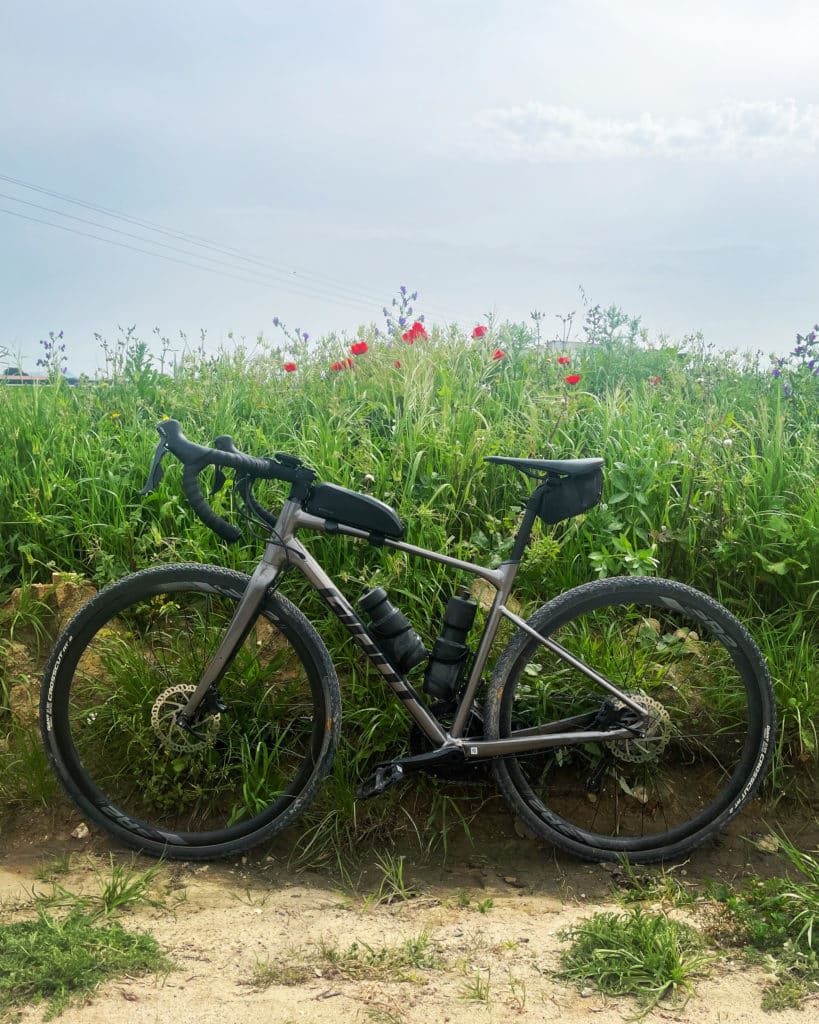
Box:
[2,799,817,1024]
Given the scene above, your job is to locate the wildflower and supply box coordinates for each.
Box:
[350,341,368,355]
[491,348,505,360]
[331,361,344,371]
[564,374,582,385]
[401,330,414,344]
[558,355,571,365]
[649,375,661,385]
[283,362,297,372]
[272,316,280,327]
[110,411,120,419]
[302,332,309,342]
[394,360,401,368]
[472,325,487,339]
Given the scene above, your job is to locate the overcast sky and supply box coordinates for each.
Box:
[1,0,818,373]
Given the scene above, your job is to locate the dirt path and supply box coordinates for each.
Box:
[2,801,817,1023]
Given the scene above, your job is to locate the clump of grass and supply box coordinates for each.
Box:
[250,959,314,988]
[559,907,710,1011]
[707,836,819,1009]
[307,931,440,983]
[368,852,419,906]
[615,860,697,907]
[0,906,170,1019]
[37,857,165,919]
[460,968,491,1003]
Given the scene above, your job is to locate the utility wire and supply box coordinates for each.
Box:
[0,192,386,312]
[0,171,463,322]
[0,205,378,312]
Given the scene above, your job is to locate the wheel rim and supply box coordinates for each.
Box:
[498,587,765,853]
[56,581,326,846]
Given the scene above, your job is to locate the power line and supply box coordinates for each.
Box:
[0,206,377,312]
[0,171,463,322]
[0,192,386,312]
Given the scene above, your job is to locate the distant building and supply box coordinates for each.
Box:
[1,373,79,386]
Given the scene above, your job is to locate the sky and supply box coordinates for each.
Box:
[1,0,818,374]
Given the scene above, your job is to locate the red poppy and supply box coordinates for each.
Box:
[331,361,344,371]
[564,374,582,385]
[410,321,428,340]
[649,375,661,385]
[345,357,353,368]
[472,325,487,339]
[350,341,368,355]
[283,362,297,373]
[394,360,401,368]
[401,331,413,343]
[492,348,505,360]
[557,355,571,365]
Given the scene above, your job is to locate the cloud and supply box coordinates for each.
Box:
[471,100,819,162]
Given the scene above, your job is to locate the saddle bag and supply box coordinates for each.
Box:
[531,468,604,525]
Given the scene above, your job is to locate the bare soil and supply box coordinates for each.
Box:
[2,798,817,1024]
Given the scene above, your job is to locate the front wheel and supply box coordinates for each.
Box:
[485,577,776,863]
[40,564,341,860]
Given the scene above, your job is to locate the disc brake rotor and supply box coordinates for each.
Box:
[151,684,221,753]
[605,693,671,764]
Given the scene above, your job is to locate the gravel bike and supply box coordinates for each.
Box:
[40,420,776,862]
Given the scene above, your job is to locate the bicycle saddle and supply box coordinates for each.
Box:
[485,456,604,477]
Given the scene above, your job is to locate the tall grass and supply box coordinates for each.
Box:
[1,318,816,820]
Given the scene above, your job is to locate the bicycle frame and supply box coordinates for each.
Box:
[181,497,649,758]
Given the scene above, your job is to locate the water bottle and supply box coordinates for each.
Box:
[359,588,428,674]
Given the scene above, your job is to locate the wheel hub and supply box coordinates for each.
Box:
[150,684,221,753]
[605,693,671,764]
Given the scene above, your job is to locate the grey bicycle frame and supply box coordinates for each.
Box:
[181,497,648,758]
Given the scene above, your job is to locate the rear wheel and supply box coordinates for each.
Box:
[486,577,775,862]
[40,564,341,860]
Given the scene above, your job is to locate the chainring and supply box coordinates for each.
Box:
[150,684,221,753]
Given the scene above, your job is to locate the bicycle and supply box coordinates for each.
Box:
[40,420,776,863]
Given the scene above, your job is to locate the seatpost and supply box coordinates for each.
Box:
[508,503,539,563]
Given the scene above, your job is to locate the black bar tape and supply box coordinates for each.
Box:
[182,463,243,543]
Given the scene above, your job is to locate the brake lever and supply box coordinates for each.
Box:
[140,440,168,495]
[212,465,228,494]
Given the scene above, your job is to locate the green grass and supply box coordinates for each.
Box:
[0,908,170,1019]
[559,907,711,1011]
[0,858,171,1019]
[707,836,819,1009]
[0,310,816,824]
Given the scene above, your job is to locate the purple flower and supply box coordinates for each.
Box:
[272,316,280,327]
[771,367,781,377]
[302,332,309,341]
[400,285,407,294]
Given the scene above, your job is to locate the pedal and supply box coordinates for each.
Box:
[355,762,404,801]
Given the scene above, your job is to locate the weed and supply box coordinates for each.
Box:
[460,968,491,1003]
[615,860,696,907]
[707,835,818,1009]
[369,853,419,906]
[476,898,494,914]
[314,931,441,982]
[34,854,73,883]
[36,857,165,920]
[0,906,170,1018]
[250,959,314,988]
[559,907,710,1011]
[507,970,527,1010]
